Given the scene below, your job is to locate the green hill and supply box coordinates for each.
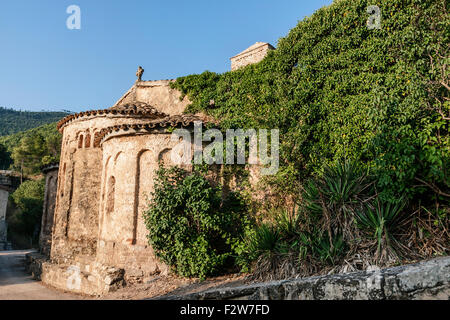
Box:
[0,107,69,136]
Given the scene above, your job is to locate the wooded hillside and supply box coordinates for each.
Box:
[0,107,68,136]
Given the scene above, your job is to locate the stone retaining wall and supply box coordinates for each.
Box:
[25,252,125,296]
[162,257,450,300]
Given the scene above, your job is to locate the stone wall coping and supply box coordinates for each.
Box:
[158,256,450,300]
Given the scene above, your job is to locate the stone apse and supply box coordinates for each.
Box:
[29,42,274,295]
[41,90,200,294]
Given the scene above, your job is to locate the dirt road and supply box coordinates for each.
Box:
[0,250,83,300]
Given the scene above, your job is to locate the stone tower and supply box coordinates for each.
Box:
[230,42,275,71]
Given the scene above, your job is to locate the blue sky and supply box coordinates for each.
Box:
[0,0,332,113]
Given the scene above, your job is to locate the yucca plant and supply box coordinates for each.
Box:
[314,234,346,265]
[311,161,374,207]
[302,160,374,244]
[274,207,300,239]
[248,209,307,280]
[247,223,296,280]
[321,161,371,207]
[247,223,280,260]
[355,199,406,262]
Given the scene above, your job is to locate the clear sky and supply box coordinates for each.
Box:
[0,0,332,113]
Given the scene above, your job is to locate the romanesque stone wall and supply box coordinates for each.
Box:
[0,189,8,224]
[96,132,188,281]
[52,115,161,264]
[39,168,58,257]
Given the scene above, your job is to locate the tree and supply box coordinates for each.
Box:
[0,143,12,170]
[9,179,45,244]
[11,135,47,177]
[10,129,62,177]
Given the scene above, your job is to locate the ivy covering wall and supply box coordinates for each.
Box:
[171,0,449,203]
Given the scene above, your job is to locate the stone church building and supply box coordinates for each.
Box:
[28,42,274,295]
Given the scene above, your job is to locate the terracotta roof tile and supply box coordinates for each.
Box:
[57,102,168,131]
[94,114,207,147]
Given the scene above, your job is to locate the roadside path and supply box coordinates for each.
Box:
[0,250,83,300]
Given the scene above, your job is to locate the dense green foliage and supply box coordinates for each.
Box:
[0,123,62,173]
[144,166,252,279]
[0,109,65,247]
[8,179,45,246]
[301,161,407,262]
[169,0,449,278]
[172,0,449,203]
[0,107,68,136]
[247,161,447,279]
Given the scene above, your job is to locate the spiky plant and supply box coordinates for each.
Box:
[247,224,279,259]
[313,234,346,265]
[274,207,300,239]
[355,199,406,262]
[302,160,374,245]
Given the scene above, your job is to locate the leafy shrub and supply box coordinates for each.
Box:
[143,166,252,279]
